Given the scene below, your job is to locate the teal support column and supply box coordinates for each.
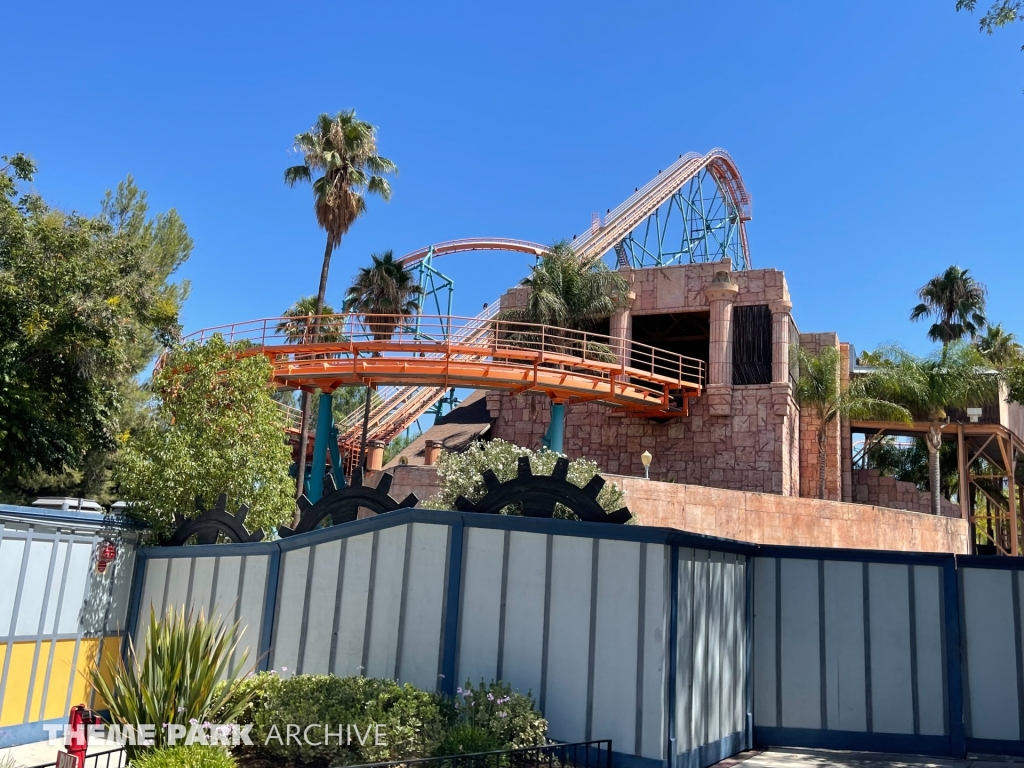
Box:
[328,425,346,489]
[309,392,333,502]
[542,402,565,454]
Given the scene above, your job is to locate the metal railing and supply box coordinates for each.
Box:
[28,748,125,768]
[183,313,704,391]
[345,740,612,768]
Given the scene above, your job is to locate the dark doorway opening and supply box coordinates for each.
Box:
[630,312,710,373]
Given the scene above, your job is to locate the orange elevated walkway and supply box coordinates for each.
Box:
[186,313,704,416]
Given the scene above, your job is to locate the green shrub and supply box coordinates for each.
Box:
[132,746,235,768]
[432,724,502,757]
[91,607,257,760]
[213,671,281,727]
[249,674,445,767]
[453,680,548,749]
[423,439,626,520]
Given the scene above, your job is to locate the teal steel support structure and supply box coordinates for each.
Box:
[542,402,565,454]
[309,392,333,502]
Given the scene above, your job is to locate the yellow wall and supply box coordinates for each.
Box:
[0,636,122,727]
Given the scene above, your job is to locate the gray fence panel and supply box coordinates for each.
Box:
[591,538,641,753]
[397,523,448,690]
[500,531,547,699]
[543,534,593,744]
[823,560,866,732]
[752,555,777,727]
[333,532,373,676]
[914,565,946,737]
[457,526,505,686]
[780,558,820,729]
[962,567,1020,741]
[302,539,343,674]
[365,524,408,680]
[868,563,914,734]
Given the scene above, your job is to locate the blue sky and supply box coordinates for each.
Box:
[3,1,1022,357]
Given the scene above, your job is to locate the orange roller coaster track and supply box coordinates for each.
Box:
[185,313,704,415]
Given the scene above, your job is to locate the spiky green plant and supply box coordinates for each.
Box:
[90,606,257,759]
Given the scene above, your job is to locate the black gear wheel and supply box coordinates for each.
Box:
[169,494,265,546]
[454,456,631,524]
[279,468,418,537]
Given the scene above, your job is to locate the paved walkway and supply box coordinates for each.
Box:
[0,736,122,768]
[718,749,1024,768]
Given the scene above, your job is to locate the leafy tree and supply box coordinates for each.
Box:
[864,343,996,515]
[976,322,1022,366]
[284,110,397,493]
[0,155,190,502]
[498,241,628,332]
[865,436,960,500]
[910,265,988,345]
[114,336,294,540]
[342,250,424,342]
[956,1,1023,50]
[383,430,417,464]
[794,346,912,500]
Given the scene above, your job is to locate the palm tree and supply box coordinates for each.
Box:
[794,346,913,500]
[499,240,628,331]
[865,342,997,515]
[276,296,343,344]
[342,251,424,344]
[284,110,396,495]
[284,111,397,321]
[976,323,1021,367]
[910,266,988,345]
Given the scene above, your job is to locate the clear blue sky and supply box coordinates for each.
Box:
[3,1,1022,357]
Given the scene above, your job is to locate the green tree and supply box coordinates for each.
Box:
[956,1,1023,49]
[114,336,294,540]
[342,250,424,343]
[864,343,996,515]
[284,110,397,494]
[0,155,189,502]
[276,295,345,344]
[794,346,913,500]
[910,265,988,345]
[498,241,628,331]
[976,322,1022,366]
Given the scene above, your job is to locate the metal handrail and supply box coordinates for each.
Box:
[182,312,705,391]
[27,747,125,768]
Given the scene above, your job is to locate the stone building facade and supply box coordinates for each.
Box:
[488,259,819,496]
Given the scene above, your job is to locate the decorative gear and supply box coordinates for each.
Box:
[169,494,265,546]
[454,456,631,524]
[279,468,418,537]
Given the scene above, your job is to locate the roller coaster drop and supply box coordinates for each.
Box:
[187,149,752,500]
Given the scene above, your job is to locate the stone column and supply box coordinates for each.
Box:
[609,290,636,371]
[769,299,793,384]
[703,270,738,416]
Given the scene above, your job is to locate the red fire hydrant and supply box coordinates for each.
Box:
[65,705,100,768]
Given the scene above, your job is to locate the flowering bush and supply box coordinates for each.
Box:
[450,680,548,749]
[132,745,236,768]
[423,439,626,520]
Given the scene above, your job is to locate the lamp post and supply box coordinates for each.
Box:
[641,450,652,480]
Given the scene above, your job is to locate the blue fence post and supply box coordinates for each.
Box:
[121,549,148,661]
[259,545,283,672]
[440,518,465,696]
[944,556,966,758]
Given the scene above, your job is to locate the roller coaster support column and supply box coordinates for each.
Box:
[542,401,566,454]
[309,392,333,502]
[704,266,738,417]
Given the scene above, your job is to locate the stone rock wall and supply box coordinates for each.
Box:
[486,385,801,495]
[851,467,961,518]
[615,475,970,554]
